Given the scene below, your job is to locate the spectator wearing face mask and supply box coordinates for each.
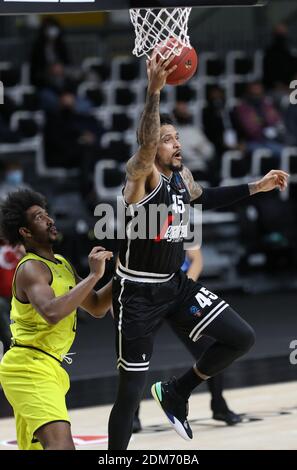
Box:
[0,162,30,202]
[30,17,70,88]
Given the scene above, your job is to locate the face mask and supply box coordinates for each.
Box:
[248,96,262,106]
[274,33,287,46]
[212,98,225,109]
[5,170,23,186]
[46,26,60,40]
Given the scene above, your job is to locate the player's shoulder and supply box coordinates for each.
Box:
[179,166,192,178]
[16,258,51,283]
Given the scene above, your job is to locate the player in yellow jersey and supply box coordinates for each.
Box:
[0,189,113,450]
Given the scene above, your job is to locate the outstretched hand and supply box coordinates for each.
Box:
[146,54,177,94]
[256,170,289,192]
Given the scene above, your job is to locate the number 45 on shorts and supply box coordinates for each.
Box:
[195,287,218,309]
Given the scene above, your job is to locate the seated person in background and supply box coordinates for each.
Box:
[133,245,241,433]
[44,91,103,196]
[30,17,70,89]
[233,82,285,158]
[0,161,30,202]
[39,63,91,114]
[202,85,239,159]
[173,103,216,184]
[263,23,297,92]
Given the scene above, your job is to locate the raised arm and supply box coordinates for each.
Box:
[181,167,289,210]
[73,274,113,319]
[124,55,177,204]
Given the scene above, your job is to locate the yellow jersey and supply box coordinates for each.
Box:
[10,252,77,363]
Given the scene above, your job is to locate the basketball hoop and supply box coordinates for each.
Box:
[129,8,192,59]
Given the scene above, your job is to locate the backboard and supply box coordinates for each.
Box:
[0,1,267,16]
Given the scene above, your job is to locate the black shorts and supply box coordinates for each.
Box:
[112,270,229,372]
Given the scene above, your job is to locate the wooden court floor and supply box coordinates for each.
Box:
[0,381,296,450]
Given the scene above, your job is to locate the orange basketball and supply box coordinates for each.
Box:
[154,38,198,86]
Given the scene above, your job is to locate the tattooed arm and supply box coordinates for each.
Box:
[125,91,161,182]
[180,166,203,201]
[124,55,177,204]
[181,167,289,210]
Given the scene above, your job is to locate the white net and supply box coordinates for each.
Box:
[129,8,192,59]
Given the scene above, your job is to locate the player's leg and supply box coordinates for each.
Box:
[15,412,73,450]
[110,276,169,449]
[169,305,254,399]
[172,279,255,384]
[108,369,147,449]
[108,316,155,449]
[168,322,241,424]
[14,412,43,450]
[190,304,255,378]
[208,374,241,425]
[132,405,142,433]
[151,281,254,439]
[0,347,74,449]
[34,421,75,450]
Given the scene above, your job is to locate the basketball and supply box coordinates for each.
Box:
[154,38,198,86]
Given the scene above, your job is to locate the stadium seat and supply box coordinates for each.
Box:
[199,52,225,78]
[82,57,111,82]
[10,111,44,139]
[225,76,252,101]
[111,111,133,132]
[100,132,133,162]
[251,148,274,177]
[175,84,197,103]
[226,51,256,79]
[112,57,141,82]
[77,82,106,107]
[94,159,125,201]
[281,147,297,175]
[0,62,21,87]
[114,85,137,106]
[221,150,250,180]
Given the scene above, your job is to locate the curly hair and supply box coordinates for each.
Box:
[0,189,47,246]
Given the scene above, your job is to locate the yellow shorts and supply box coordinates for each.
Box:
[0,347,70,450]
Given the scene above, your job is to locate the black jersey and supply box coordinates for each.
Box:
[118,171,191,282]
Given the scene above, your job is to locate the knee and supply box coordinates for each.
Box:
[237,324,256,354]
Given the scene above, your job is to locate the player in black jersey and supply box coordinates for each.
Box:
[108,55,289,449]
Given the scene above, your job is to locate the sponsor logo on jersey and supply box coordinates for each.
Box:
[189,306,202,317]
